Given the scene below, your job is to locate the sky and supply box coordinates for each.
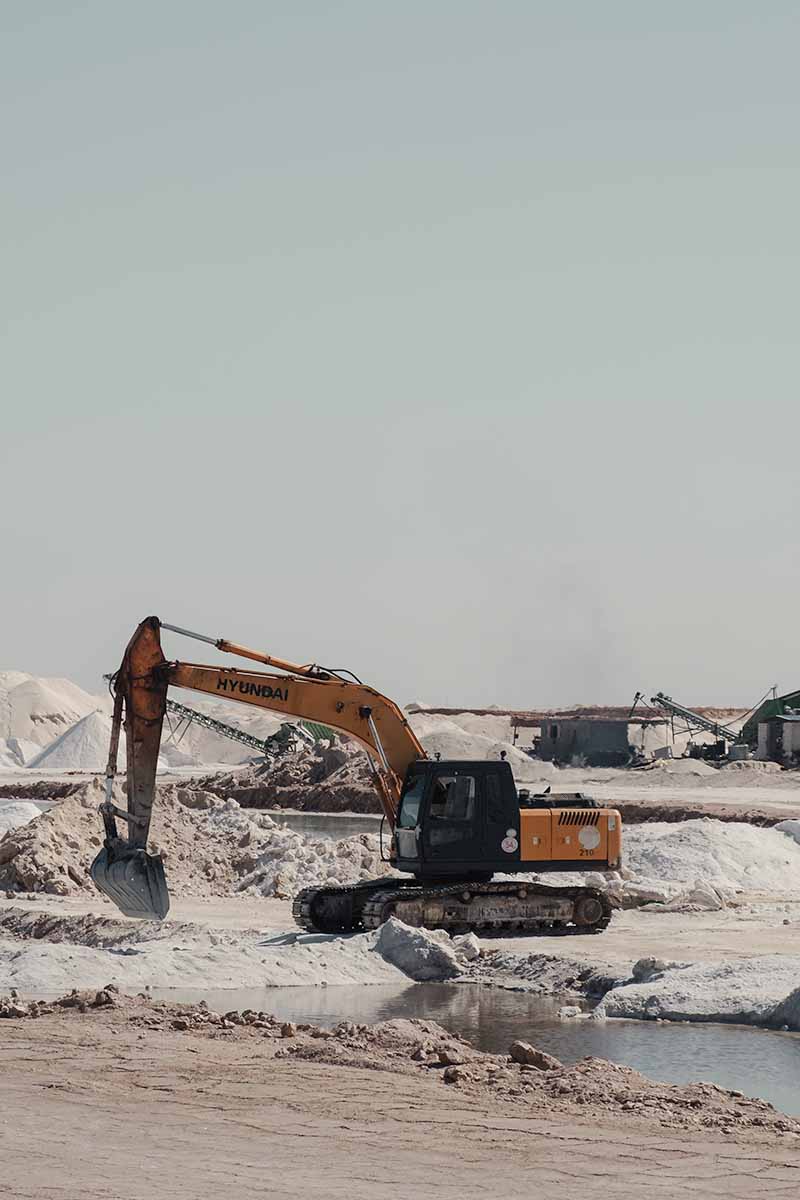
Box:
[1,2,799,709]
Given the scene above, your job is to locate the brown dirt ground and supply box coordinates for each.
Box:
[1,992,799,1200]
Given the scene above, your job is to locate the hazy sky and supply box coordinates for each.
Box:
[2,3,798,709]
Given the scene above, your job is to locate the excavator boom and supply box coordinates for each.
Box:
[91,617,425,918]
[91,618,170,919]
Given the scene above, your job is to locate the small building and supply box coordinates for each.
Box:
[517,709,670,767]
[757,714,800,764]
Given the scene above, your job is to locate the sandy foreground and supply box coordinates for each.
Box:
[3,775,800,1197]
[2,992,800,1200]
[2,888,800,1200]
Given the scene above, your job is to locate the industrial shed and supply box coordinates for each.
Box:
[742,689,800,746]
[757,714,800,764]
[524,709,668,767]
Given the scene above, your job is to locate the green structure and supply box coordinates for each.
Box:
[741,690,800,745]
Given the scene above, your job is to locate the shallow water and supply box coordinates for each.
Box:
[259,809,381,839]
[150,980,800,1117]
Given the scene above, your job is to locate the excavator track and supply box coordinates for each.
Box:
[292,879,392,934]
[293,879,612,937]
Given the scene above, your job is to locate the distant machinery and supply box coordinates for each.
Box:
[163,698,333,759]
[648,692,744,760]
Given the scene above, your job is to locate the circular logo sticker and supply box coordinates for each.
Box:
[578,826,601,851]
[501,836,519,853]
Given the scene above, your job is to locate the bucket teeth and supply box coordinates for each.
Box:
[90,846,170,921]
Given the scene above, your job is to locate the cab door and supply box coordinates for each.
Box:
[395,772,425,862]
[484,767,520,864]
[421,769,485,863]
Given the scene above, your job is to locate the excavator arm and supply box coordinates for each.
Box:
[91,616,425,920]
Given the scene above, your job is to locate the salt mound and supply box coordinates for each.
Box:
[375,918,461,980]
[641,758,719,777]
[0,668,286,772]
[598,955,800,1027]
[0,737,41,769]
[775,819,800,846]
[0,744,21,770]
[623,819,800,895]
[719,759,783,774]
[0,917,477,993]
[0,801,41,837]
[408,714,553,782]
[25,710,130,772]
[204,800,392,899]
[0,671,108,748]
[435,712,515,742]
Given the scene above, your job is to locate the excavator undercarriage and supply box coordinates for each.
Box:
[293,879,612,936]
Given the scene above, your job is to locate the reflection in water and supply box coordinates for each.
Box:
[151,981,800,1117]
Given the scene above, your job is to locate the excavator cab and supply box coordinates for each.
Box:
[393,761,513,875]
[393,759,621,881]
[394,760,522,879]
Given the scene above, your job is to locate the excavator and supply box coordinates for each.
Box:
[91,617,622,936]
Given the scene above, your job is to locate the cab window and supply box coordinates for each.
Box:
[397,774,426,828]
[428,774,476,822]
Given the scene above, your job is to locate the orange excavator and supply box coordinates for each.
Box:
[91,617,622,935]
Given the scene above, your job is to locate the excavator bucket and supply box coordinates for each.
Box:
[90,845,170,921]
[90,616,171,920]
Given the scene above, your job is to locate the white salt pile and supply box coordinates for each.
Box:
[204,800,392,899]
[25,711,129,772]
[597,955,800,1027]
[0,916,469,993]
[0,738,41,769]
[0,801,41,838]
[775,819,800,846]
[513,818,800,910]
[623,819,800,896]
[24,711,172,774]
[408,713,553,782]
[0,668,286,772]
[0,671,108,749]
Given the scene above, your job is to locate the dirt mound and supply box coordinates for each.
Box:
[2,990,797,1135]
[0,906,195,947]
[615,798,800,828]
[0,780,392,899]
[190,721,553,814]
[0,780,83,802]
[194,739,380,813]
